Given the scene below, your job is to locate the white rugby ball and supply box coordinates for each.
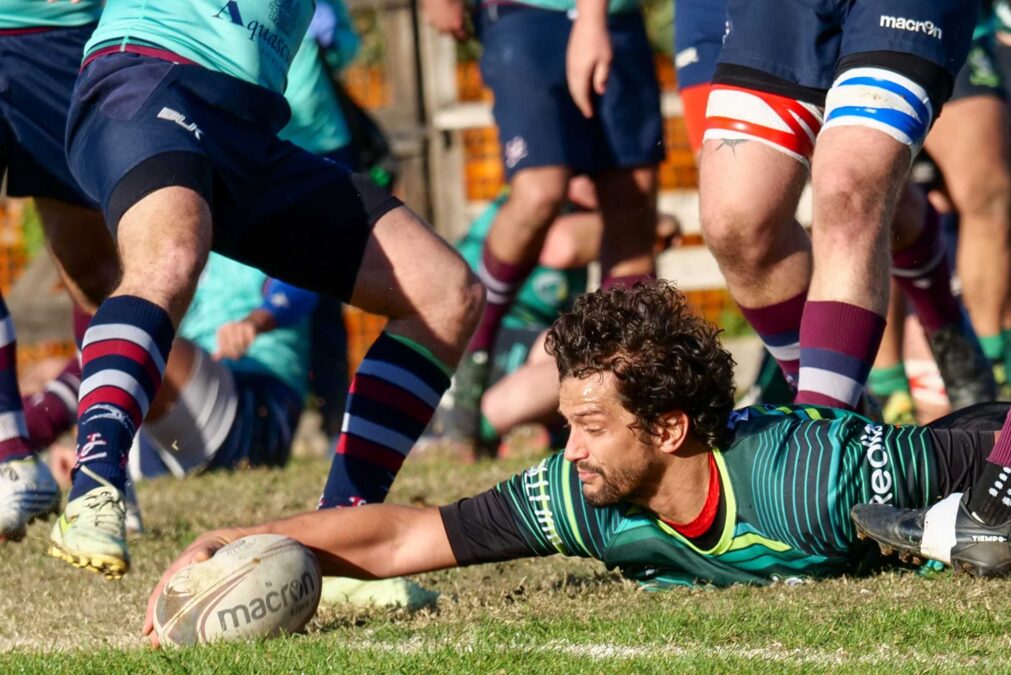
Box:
[154,534,322,646]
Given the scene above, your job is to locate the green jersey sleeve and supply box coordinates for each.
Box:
[495,453,625,559]
[440,453,626,565]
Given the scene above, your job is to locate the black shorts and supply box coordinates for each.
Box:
[927,402,1008,497]
[950,36,1006,102]
[66,53,401,301]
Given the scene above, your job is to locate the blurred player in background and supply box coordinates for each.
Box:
[422,0,664,455]
[439,176,681,456]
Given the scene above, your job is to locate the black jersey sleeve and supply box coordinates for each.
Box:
[439,488,541,566]
[440,454,620,565]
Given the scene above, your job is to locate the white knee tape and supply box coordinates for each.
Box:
[823,67,934,152]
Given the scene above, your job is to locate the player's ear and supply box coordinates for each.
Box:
[657,410,691,456]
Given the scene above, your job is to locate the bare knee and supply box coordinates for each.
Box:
[814,168,895,249]
[701,198,789,274]
[507,172,570,232]
[949,169,1011,230]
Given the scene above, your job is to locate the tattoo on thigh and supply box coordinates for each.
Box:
[716,139,750,155]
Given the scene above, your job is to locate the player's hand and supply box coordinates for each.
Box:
[566,16,611,118]
[421,0,470,41]
[142,528,244,647]
[214,319,257,361]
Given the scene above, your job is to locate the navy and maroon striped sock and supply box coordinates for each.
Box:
[68,296,173,499]
[891,204,960,334]
[0,296,33,463]
[23,356,81,451]
[796,301,885,410]
[739,291,807,389]
[468,247,535,353]
[318,332,451,508]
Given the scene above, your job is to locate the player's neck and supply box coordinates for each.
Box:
[642,440,713,525]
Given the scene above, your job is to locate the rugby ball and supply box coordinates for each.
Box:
[153,534,322,646]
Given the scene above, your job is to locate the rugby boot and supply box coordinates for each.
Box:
[319,576,439,611]
[0,455,60,542]
[852,494,1011,577]
[928,317,998,411]
[447,350,497,459]
[48,466,129,579]
[878,390,917,426]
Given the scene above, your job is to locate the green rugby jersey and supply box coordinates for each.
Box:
[443,405,947,587]
[0,1,101,29]
[85,0,313,94]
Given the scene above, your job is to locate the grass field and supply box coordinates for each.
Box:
[2,445,1011,673]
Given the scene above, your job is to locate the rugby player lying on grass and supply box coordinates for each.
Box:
[145,282,1011,642]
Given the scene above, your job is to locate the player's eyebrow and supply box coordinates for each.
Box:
[566,408,604,418]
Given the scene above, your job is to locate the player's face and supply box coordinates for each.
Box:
[559,372,662,506]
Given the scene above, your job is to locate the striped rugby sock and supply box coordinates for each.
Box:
[796,301,885,410]
[24,356,81,451]
[319,332,451,508]
[468,247,534,353]
[0,296,33,463]
[739,291,806,389]
[68,296,174,499]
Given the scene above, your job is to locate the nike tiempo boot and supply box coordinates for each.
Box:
[48,466,129,579]
[0,456,60,542]
[852,494,1011,577]
[929,317,998,411]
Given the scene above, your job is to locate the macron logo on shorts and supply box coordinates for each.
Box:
[879,15,942,40]
[157,107,204,141]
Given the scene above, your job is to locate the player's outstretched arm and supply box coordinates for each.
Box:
[143,505,456,645]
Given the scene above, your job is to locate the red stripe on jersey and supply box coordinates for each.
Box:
[82,44,197,70]
[335,434,408,473]
[78,386,143,429]
[350,374,434,424]
[83,339,163,388]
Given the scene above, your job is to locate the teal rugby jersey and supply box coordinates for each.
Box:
[280,0,358,154]
[84,0,313,94]
[0,1,101,29]
[489,405,942,587]
[180,253,311,397]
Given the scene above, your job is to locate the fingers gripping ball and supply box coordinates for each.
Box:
[154,535,322,646]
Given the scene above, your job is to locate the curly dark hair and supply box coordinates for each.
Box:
[545,280,736,448]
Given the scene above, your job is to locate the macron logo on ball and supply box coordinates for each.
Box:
[879,15,942,40]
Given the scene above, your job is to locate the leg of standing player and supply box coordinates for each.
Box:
[889,180,995,410]
[50,51,483,576]
[925,94,1011,387]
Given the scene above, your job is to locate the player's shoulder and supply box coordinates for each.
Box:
[726,404,870,433]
